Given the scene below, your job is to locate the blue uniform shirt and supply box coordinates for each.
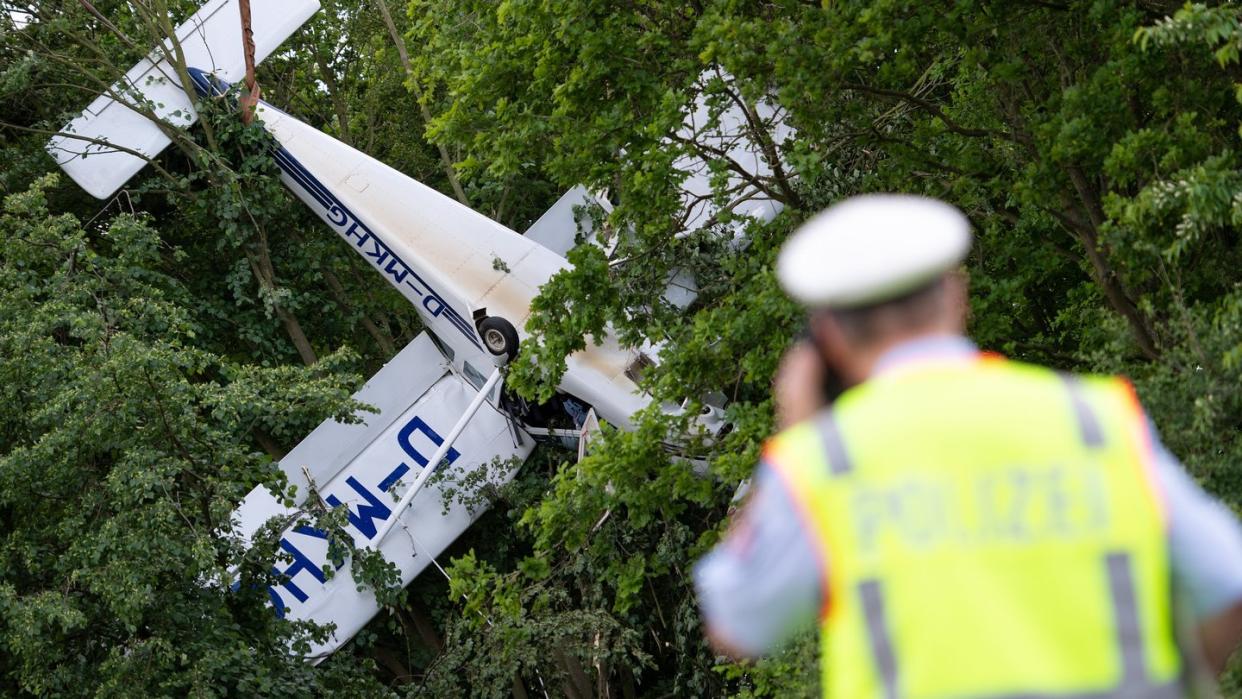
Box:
[694,335,1242,656]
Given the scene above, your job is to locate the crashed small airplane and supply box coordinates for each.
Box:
[47,0,785,660]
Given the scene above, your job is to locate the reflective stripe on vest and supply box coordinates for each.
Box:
[764,359,1183,699]
[856,554,1181,699]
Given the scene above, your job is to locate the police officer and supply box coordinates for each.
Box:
[694,195,1242,698]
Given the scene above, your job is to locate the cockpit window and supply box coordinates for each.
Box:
[462,361,487,390]
[624,352,655,384]
[428,332,455,361]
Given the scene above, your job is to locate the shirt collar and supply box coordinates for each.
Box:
[871,334,978,377]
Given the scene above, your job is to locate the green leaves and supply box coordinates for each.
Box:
[507,243,618,401]
[406,0,1242,694]
[6,0,1242,694]
[1137,3,1242,68]
[0,176,383,695]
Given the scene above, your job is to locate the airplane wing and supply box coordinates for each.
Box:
[231,332,532,659]
[231,94,546,364]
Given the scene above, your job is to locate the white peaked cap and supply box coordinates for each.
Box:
[777,194,972,308]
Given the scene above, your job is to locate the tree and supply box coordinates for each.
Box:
[0,176,392,695]
[3,0,1242,695]
[402,0,1242,694]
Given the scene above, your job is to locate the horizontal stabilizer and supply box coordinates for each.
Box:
[46,0,320,199]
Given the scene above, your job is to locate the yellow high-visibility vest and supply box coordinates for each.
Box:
[764,357,1185,698]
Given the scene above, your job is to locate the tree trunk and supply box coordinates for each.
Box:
[322,265,397,356]
[245,248,318,366]
[374,0,471,206]
[372,646,413,685]
[315,54,353,146]
[619,665,638,699]
[275,304,319,366]
[511,673,531,699]
[1061,165,1160,359]
[553,644,594,699]
[252,428,285,460]
[401,601,445,653]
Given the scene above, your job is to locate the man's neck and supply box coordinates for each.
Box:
[841,330,971,384]
[866,333,977,378]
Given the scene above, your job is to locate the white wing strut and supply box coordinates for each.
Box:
[369,364,504,548]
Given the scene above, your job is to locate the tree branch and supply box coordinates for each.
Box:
[1,120,179,185]
[1050,174,1161,360]
[375,0,471,206]
[76,0,135,48]
[845,81,1018,142]
[668,133,791,207]
[712,70,803,208]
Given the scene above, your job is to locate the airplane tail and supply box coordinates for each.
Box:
[46,0,319,199]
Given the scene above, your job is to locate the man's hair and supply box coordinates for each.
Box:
[818,277,949,347]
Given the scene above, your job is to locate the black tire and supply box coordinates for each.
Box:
[477,316,519,361]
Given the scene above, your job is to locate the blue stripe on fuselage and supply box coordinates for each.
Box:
[270,147,482,350]
[186,66,483,351]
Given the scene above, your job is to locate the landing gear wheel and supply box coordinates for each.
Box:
[478,316,519,361]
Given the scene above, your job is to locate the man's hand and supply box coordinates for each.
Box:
[706,623,757,661]
[774,341,826,429]
[1200,599,1242,675]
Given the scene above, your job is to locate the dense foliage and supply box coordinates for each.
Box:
[3,0,1242,696]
